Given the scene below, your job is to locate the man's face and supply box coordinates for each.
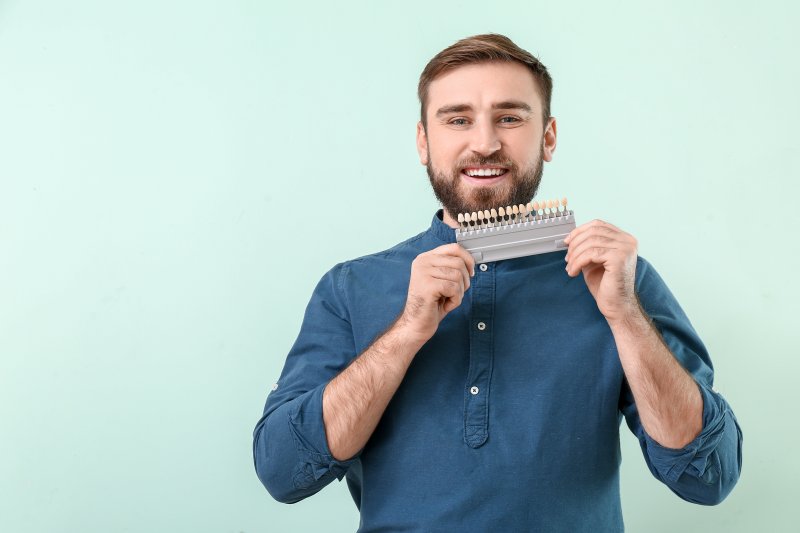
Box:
[416,61,557,222]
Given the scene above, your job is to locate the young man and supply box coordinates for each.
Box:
[253,34,742,531]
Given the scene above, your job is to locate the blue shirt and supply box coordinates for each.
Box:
[253,210,743,532]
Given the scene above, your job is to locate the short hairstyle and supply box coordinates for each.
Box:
[417,33,553,130]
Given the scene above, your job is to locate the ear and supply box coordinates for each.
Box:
[542,117,557,162]
[416,121,429,165]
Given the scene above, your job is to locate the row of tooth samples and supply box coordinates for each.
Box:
[457,198,569,229]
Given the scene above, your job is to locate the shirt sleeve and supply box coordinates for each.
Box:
[252,262,360,504]
[619,257,743,505]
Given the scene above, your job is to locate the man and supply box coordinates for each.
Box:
[253,34,742,531]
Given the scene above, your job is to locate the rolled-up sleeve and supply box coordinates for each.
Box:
[253,263,359,504]
[620,257,743,505]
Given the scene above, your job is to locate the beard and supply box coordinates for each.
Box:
[426,147,544,219]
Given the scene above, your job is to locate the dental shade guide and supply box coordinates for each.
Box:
[455,197,575,263]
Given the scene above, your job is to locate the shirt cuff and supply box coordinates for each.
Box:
[641,384,729,484]
[286,383,359,490]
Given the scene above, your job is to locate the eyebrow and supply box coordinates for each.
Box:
[435,100,532,117]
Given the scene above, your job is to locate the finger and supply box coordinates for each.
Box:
[430,267,466,295]
[429,255,472,291]
[423,263,466,294]
[442,289,464,313]
[565,245,618,277]
[434,243,475,277]
[412,253,468,295]
[564,219,621,245]
[565,226,634,263]
[432,277,463,301]
[564,219,620,247]
[456,246,477,277]
[565,233,624,263]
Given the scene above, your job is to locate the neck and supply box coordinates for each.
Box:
[441,209,460,229]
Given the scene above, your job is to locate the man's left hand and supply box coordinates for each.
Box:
[564,219,639,323]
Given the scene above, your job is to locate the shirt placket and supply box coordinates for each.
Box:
[464,261,495,448]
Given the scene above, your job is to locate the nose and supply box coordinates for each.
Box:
[470,120,501,156]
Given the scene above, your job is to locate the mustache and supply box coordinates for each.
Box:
[455,154,516,169]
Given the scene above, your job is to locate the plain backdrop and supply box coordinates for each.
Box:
[1,1,798,532]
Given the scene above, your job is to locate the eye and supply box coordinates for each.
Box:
[499,116,521,124]
[448,118,469,126]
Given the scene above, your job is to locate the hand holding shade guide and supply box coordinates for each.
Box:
[455,198,575,263]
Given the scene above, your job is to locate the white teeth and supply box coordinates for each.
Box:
[464,168,506,177]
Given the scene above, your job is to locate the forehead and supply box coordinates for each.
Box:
[426,61,541,117]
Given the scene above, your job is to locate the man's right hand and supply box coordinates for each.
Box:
[399,243,476,343]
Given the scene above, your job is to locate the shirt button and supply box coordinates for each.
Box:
[470,386,479,395]
[477,321,486,331]
[479,263,488,272]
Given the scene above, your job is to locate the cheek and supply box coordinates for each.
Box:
[506,130,543,156]
[428,135,463,164]
[511,144,541,169]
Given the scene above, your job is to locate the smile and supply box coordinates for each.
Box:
[460,166,509,185]
[463,167,508,177]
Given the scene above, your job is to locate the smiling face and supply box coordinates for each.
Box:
[416,61,557,227]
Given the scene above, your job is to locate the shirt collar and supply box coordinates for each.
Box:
[429,209,457,244]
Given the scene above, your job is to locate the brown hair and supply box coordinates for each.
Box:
[417,33,552,130]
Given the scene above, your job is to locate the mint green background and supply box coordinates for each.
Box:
[1,1,797,531]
